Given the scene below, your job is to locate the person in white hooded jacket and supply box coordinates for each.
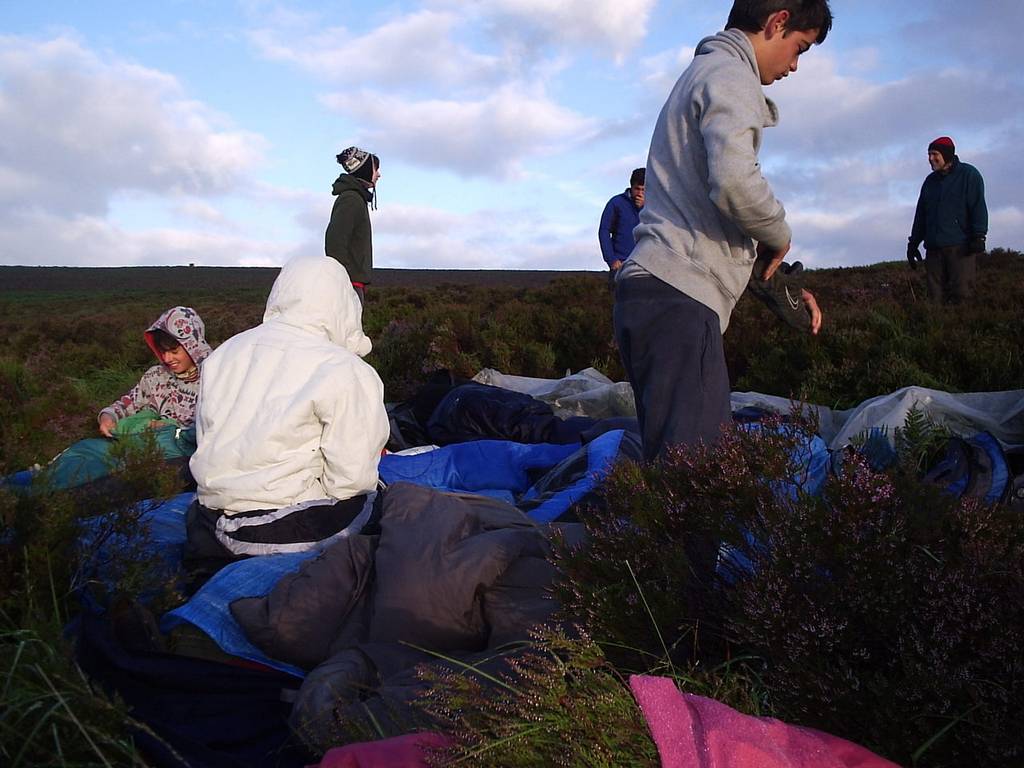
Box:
[186,255,389,574]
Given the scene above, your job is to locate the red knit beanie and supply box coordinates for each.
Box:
[928,136,955,162]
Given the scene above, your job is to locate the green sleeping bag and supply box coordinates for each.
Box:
[39,410,197,490]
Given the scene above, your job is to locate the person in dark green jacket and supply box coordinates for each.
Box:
[325,146,380,303]
[907,136,988,304]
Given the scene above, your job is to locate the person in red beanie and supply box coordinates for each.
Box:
[907,136,988,303]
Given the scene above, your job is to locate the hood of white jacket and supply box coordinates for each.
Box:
[263,256,372,357]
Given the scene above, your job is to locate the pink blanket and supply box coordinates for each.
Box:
[312,732,451,768]
[629,675,901,768]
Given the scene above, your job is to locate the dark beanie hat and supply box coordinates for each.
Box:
[336,146,378,183]
[630,167,645,186]
[928,136,955,162]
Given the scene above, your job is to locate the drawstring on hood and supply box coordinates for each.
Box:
[144,306,212,382]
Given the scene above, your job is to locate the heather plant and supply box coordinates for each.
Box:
[363,276,619,400]
[368,317,444,400]
[2,434,185,617]
[552,418,805,673]
[732,250,1024,407]
[4,254,1020,471]
[554,419,1024,766]
[729,451,1024,766]
[416,629,660,767]
[1,438,185,765]
[1,259,1022,764]
[411,625,770,767]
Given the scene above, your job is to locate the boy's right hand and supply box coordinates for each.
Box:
[756,241,791,281]
[98,414,116,438]
[801,289,823,335]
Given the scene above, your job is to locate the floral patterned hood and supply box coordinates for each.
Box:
[144,306,213,367]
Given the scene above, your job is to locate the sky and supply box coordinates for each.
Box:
[1,0,1022,271]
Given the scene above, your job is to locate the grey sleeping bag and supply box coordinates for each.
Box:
[230,482,568,751]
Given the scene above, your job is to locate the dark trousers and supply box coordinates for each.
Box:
[613,275,731,462]
[183,494,377,590]
[925,244,975,304]
[607,267,619,293]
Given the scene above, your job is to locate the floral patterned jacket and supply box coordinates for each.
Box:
[99,306,213,428]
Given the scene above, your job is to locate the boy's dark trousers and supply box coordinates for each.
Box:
[925,244,975,304]
[613,274,731,462]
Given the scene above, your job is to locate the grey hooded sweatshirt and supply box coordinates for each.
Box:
[628,29,791,333]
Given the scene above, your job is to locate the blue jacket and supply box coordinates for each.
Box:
[910,158,988,250]
[598,191,641,267]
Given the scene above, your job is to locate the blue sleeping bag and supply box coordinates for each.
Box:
[380,430,632,522]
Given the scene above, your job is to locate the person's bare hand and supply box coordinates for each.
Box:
[98,414,116,437]
[801,289,822,335]
[756,241,791,281]
[611,259,623,270]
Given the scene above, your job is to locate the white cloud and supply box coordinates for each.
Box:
[902,0,1024,74]
[322,85,596,179]
[767,51,1024,160]
[785,205,911,269]
[987,205,1024,253]
[173,199,232,227]
[367,202,594,270]
[0,35,266,220]
[639,46,695,103]
[0,209,289,267]
[746,39,1024,267]
[458,0,657,61]
[248,10,504,91]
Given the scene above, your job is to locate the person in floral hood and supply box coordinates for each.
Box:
[98,306,213,437]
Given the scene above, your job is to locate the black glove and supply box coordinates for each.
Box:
[968,236,986,255]
[906,242,923,269]
[748,260,810,331]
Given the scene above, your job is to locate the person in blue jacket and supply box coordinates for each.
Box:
[907,136,988,304]
[598,168,645,285]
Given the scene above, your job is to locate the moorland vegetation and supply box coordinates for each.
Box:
[1,250,1022,766]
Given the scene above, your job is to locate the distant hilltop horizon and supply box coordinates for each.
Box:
[0,264,603,293]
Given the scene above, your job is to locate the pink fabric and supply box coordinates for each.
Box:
[312,732,451,768]
[629,675,901,768]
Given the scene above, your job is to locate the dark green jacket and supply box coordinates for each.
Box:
[910,158,988,250]
[325,174,373,284]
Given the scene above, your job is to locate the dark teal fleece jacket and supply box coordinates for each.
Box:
[325,174,374,284]
[910,158,988,250]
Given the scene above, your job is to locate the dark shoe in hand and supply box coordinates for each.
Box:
[749,260,811,331]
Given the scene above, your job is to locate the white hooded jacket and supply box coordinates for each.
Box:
[190,256,389,514]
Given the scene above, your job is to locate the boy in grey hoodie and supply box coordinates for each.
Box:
[615,0,832,461]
